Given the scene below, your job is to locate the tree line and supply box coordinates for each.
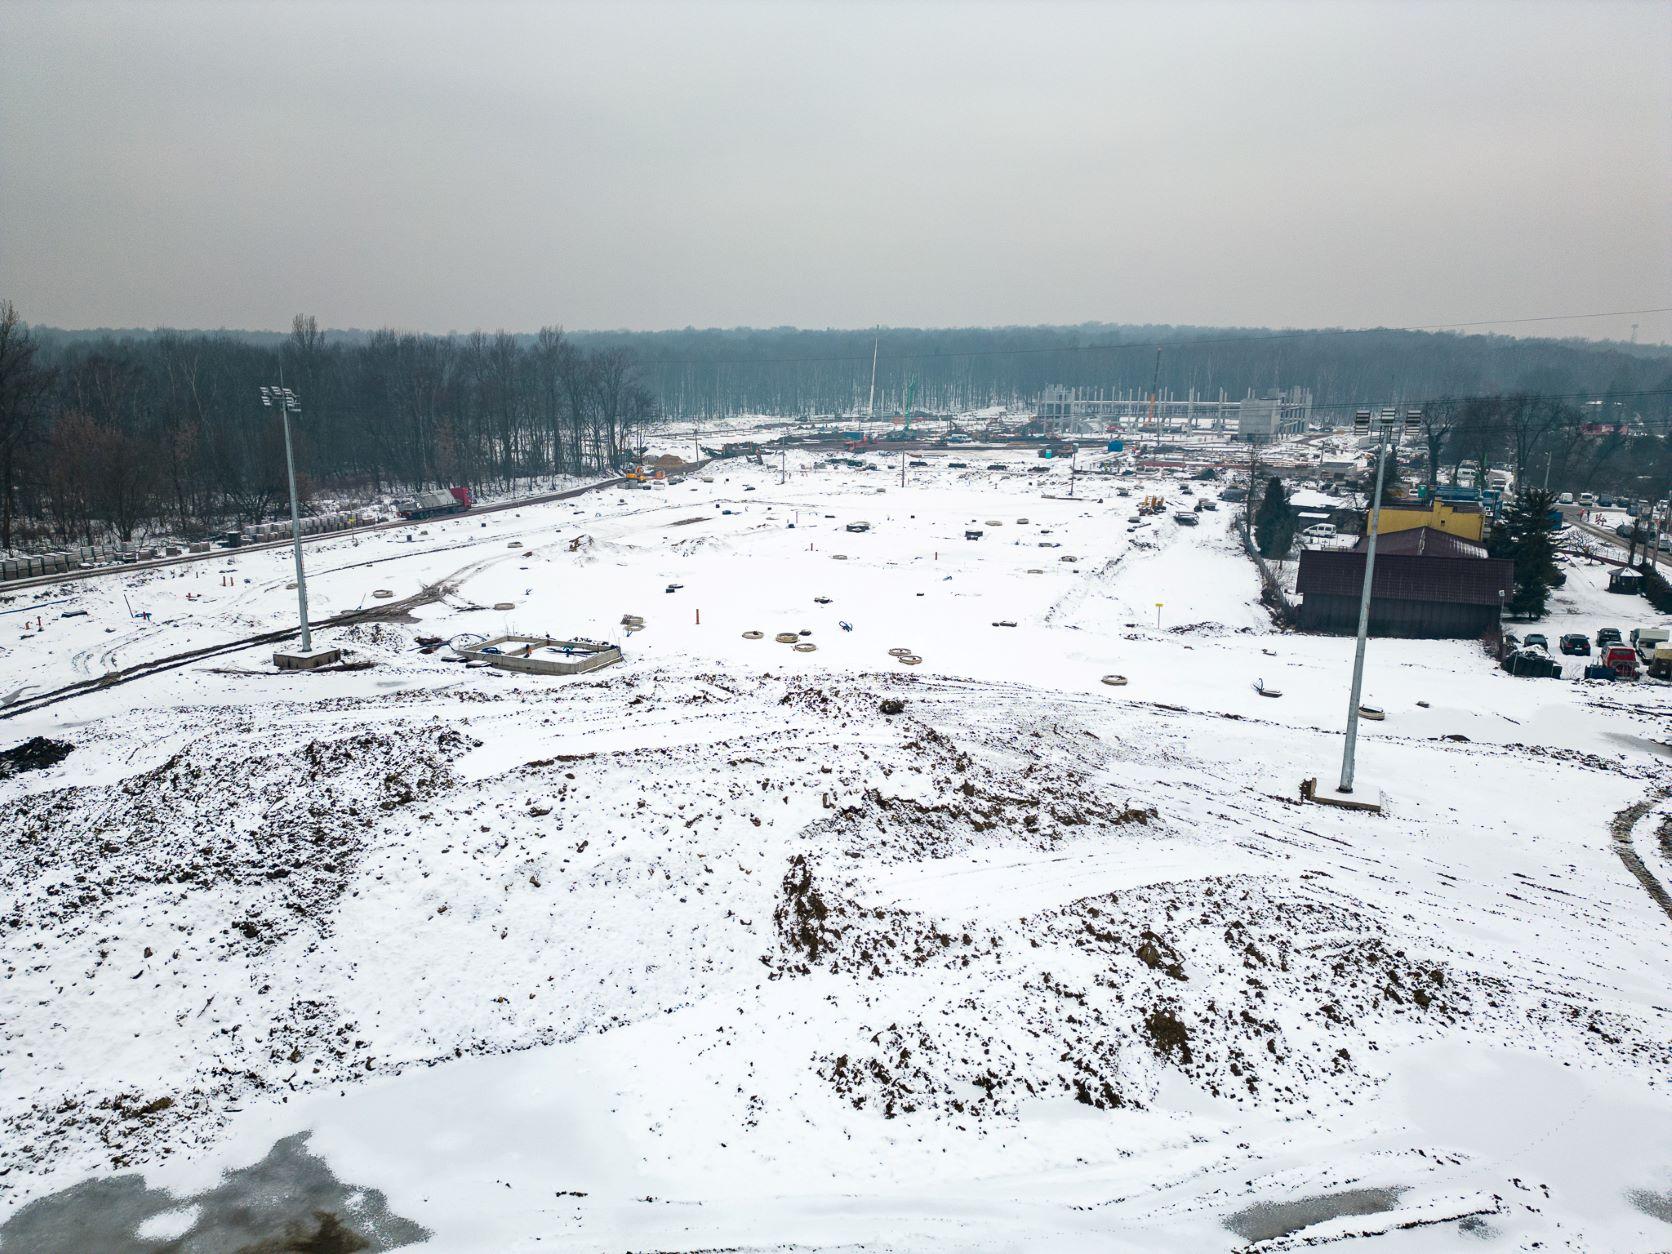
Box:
[3,302,1669,550]
[0,306,657,548]
[1412,391,1672,505]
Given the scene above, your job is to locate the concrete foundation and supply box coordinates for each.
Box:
[1300,776,1384,814]
[273,647,343,671]
[457,635,621,676]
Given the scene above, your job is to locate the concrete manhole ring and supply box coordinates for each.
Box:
[888,647,914,658]
[742,630,764,640]
[775,632,800,644]
[898,654,922,666]
[371,589,395,599]
[493,602,516,611]
[793,642,817,653]
[1101,674,1129,687]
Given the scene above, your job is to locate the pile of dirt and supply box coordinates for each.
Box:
[0,736,73,778]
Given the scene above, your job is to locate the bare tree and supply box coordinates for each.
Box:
[0,302,51,548]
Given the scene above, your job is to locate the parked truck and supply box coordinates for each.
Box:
[397,486,473,521]
[1632,626,1669,661]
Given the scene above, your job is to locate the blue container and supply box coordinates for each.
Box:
[1106,439,1124,452]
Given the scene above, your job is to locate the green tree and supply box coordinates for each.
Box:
[1254,475,1295,558]
[1489,486,1560,618]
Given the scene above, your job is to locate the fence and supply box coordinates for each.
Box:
[1237,520,1297,625]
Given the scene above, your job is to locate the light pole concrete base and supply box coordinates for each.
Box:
[1300,776,1384,814]
[273,647,342,671]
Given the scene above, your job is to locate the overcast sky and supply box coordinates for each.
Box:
[2,0,1668,340]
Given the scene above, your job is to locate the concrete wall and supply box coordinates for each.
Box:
[461,637,623,676]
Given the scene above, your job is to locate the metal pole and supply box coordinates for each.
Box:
[899,449,905,487]
[867,334,878,420]
[1339,424,1390,793]
[277,372,313,653]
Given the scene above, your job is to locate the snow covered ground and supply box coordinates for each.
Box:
[1,451,1669,1252]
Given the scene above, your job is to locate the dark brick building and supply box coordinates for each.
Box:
[1295,527,1513,637]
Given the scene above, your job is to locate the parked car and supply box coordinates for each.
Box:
[1558,492,1575,505]
[1596,627,1623,649]
[844,521,871,533]
[1603,645,1640,679]
[1615,522,1635,538]
[1301,523,1338,541]
[1521,633,1549,652]
[1559,633,1591,655]
[1174,512,1200,526]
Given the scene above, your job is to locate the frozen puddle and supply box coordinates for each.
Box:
[854,837,1270,921]
[0,1133,428,1253]
[1223,1186,1408,1243]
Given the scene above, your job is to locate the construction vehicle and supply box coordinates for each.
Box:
[396,487,473,520]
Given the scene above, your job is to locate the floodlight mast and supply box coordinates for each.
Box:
[1337,408,1421,793]
[260,376,313,654]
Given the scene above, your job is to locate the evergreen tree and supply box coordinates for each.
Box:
[1254,475,1295,558]
[1489,487,1560,618]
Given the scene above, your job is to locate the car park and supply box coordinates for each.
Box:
[1559,633,1591,655]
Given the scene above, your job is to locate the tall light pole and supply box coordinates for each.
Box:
[261,379,313,654]
[1338,407,1419,794]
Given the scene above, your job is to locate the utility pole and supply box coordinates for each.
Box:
[780,445,787,486]
[1148,346,1162,435]
[899,449,906,487]
[1543,450,1551,492]
[867,333,879,420]
[261,377,336,669]
[1338,408,1417,794]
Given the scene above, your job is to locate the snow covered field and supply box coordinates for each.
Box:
[1,452,1669,1252]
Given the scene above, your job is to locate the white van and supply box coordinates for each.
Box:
[1558,492,1575,505]
[1301,523,1338,541]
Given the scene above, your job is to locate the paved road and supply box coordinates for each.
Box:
[0,464,711,595]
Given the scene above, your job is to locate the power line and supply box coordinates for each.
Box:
[630,306,1672,370]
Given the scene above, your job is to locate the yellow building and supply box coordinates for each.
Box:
[1375,498,1485,543]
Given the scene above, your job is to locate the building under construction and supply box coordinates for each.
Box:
[1035,385,1312,437]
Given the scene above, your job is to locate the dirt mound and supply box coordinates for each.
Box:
[0,736,73,778]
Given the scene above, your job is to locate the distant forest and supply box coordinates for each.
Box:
[2,305,1669,549]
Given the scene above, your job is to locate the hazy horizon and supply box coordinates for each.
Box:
[4,0,1669,343]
